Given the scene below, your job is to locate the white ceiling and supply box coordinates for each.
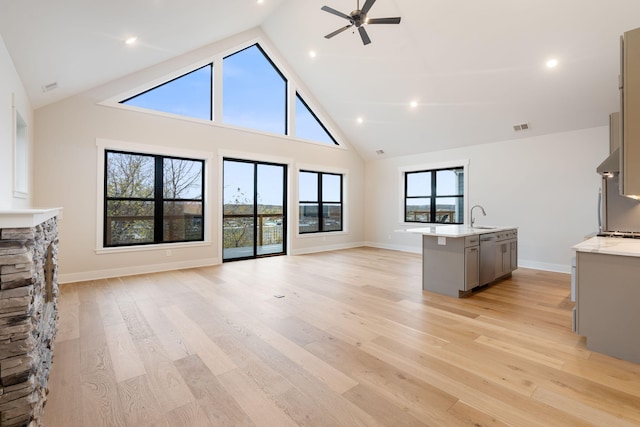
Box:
[2,0,640,159]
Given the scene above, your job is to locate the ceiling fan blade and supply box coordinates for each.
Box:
[358,26,371,45]
[321,6,352,21]
[360,0,377,16]
[367,17,401,25]
[325,24,353,39]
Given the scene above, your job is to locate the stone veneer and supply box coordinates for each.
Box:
[0,217,59,427]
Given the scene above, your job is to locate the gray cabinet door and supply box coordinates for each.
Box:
[510,241,518,271]
[465,246,479,290]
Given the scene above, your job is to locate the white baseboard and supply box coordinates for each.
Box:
[518,260,571,274]
[363,241,421,254]
[58,257,222,284]
[289,241,365,255]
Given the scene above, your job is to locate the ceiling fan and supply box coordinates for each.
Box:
[321,0,401,46]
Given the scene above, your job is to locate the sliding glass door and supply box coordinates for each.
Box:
[223,159,287,261]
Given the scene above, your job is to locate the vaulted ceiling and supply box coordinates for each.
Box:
[2,0,640,159]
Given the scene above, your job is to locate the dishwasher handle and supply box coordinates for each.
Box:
[480,235,497,241]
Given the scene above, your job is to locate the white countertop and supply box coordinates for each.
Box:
[573,236,640,257]
[405,224,517,238]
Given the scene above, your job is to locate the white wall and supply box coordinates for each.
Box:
[0,34,32,209]
[364,127,609,272]
[33,29,365,283]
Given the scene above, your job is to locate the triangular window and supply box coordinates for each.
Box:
[120,64,212,121]
[115,41,339,145]
[223,44,287,135]
[295,93,338,145]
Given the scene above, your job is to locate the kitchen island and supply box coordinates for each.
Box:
[406,225,518,298]
[573,236,640,363]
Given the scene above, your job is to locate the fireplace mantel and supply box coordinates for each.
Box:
[0,208,63,228]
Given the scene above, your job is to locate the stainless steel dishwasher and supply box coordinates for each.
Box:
[479,233,496,286]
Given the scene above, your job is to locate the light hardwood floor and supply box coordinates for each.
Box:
[43,247,640,426]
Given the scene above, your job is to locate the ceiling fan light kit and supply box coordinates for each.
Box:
[321,0,401,45]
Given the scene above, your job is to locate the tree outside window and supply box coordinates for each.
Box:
[105,150,204,247]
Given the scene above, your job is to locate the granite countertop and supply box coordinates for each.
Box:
[573,236,640,257]
[405,224,517,238]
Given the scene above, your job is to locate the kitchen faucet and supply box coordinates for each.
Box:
[470,204,486,227]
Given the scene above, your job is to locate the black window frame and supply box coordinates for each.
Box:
[299,170,343,234]
[404,167,464,224]
[104,149,205,248]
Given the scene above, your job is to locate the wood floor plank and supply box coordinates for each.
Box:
[42,339,82,427]
[117,374,162,427]
[165,402,214,427]
[104,322,147,382]
[134,335,195,413]
[80,345,127,427]
[135,299,191,361]
[55,286,80,342]
[216,369,299,427]
[174,354,254,426]
[43,248,640,426]
[160,305,236,375]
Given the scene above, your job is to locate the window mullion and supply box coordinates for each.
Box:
[154,156,164,243]
[317,172,323,232]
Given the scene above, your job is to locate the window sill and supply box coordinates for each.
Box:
[95,241,212,255]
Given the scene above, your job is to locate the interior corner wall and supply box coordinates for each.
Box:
[0,34,33,209]
[32,33,365,283]
[364,127,609,273]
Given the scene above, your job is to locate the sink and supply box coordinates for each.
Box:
[473,225,497,229]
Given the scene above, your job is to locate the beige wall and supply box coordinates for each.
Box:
[33,29,366,283]
[0,34,33,209]
[364,127,609,272]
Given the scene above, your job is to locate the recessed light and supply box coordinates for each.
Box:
[125,37,137,45]
[309,50,317,58]
[410,100,418,108]
[546,58,558,68]
[357,117,364,124]
[257,0,264,4]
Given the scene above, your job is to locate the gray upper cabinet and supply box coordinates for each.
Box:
[620,27,640,196]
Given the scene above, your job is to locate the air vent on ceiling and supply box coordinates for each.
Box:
[42,82,58,93]
[375,149,385,155]
[513,122,529,132]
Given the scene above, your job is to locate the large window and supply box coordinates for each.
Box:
[104,150,204,247]
[223,44,287,135]
[299,170,343,233]
[120,64,212,120]
[295,93,338,145]
[113,42,340,146]
[405,167,464,224]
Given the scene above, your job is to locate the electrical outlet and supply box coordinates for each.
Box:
[166,249,172,257]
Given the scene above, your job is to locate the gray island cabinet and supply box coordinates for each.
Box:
[573,237,640,363]
[407,225,518,298]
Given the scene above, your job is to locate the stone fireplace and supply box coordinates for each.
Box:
[0,209,61,427]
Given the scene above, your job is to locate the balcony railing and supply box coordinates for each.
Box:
[223,213,284,248]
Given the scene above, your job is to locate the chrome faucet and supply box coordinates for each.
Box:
[470,204,486,227]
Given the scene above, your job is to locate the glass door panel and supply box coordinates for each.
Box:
[223,160,255,260]
[257,164,285,256]
[223,159,286,261]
